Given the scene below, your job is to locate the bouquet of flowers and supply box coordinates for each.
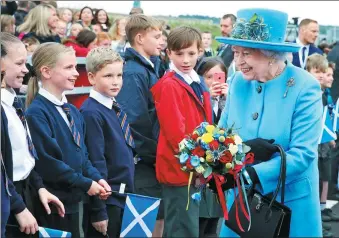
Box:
[176,122,254,220]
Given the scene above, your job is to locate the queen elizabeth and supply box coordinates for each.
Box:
[216,8,323,237]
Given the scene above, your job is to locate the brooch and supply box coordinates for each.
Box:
[283,78,295,98]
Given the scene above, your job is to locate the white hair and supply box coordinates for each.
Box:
[260,49,288,62]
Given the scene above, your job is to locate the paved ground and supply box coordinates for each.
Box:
[329,201,339,237]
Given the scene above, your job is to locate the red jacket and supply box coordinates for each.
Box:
[151,71,213,186]
[64,40,90,57]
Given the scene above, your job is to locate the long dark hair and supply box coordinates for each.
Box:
[94,9,111,28]
[76,29,96,47]
[79,6,94,25]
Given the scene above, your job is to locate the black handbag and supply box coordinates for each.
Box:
[225,145,292,238]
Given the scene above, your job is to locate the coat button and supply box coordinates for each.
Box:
[252,112,259,120]
[257,85,262,93]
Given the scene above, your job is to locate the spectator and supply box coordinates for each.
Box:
[292,18,323,69]
[108,17,130,57]
[217,14,237,68]
[72,10,80,22]
[1,0,17,15]
[129,7,143,15]
[57,7,73,36]
[69,22,83,38]
[319,42,332,56]
[201,31,216,57]
[63,29,97,56]
[14,1,37,26]
[22,37,40,56]
[78,6,94,30]
[158,29,169,78]
[92,24,102,34]
[94,9,111,32]
[0,15,15,34]
[96,32,112,48]
[17,4,60,43]
[55,19,67,39]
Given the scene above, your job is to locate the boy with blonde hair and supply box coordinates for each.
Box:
[115,14,164,236]
[81,47,135,238]
[151,26,213,237]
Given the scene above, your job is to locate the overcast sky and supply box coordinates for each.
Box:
[58,1,339,26]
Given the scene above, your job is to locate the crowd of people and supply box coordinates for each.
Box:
[1,1,339,238]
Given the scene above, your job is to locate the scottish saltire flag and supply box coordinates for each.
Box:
[333,98,339,132]
[120,194,161,237]
[39,227,71,237]
[319,106,337,144]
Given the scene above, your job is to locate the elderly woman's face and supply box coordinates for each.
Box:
[232,46,270,81]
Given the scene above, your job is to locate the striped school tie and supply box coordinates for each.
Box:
[60,103,81,147]
[12,97,38,160]
[112,102,135,148]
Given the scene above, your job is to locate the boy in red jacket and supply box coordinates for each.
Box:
[151,26,213,237]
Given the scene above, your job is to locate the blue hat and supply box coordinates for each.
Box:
[216,8,300,52]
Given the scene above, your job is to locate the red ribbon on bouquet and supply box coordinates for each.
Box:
[213,173,229,220]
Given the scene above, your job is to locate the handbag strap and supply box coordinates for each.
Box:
[268,144,287,207]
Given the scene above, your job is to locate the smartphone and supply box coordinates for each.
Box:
[213,72,226,84]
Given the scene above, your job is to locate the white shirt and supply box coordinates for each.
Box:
[141,55,154,68]
[38,88,70,129]
[296,38,310,69]
[212,96,219,116]
[89,89,115,109]
[169,62,201,85]
[1,88,35,181]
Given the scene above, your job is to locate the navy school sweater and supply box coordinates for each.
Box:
[80,97,135,222]
[25,94,102,214]
[1,107,44,214]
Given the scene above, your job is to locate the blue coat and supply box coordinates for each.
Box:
[292,43,323,68]
[218,62,323,237]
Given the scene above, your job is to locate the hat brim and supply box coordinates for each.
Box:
[216,37,300,53]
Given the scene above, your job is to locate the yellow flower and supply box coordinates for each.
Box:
[219,136,225,142]
[206,125,215,133]
[206,150,212,156]
[233,135,243,145]
[229,144,238,155]
[206,154,213,162]
[201,133,214,143]
[226,163,232,169]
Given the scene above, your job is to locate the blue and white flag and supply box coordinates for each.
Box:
[333,98,339,133]
[319,106,337,144]
[39,227,71,237]
[120,194,161,237]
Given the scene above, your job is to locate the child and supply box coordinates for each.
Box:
[306,54,339,237]
[0,14,15,34]
[1,32,65,237]
[22,36,40,56]
[81,47,135,238]
[196,57,228,123]
[201,31,215,57]
[58,7,73,37]
[56,19,67,39]
[150,26,213,237]
[25,42,111,238]
[115,14,164,236]
[70,23,83,38]
[96,32,112,48]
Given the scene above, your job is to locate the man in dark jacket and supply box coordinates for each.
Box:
[292,18,323,69]
[217,14,236,68]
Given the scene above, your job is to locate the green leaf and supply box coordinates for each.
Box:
[249,13,258,23]
[203,166,212,178]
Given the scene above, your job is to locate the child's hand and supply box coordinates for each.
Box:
[98,179,112,200]
[38,188,65,217]
[87,181,106,196]
[92,220,108,236]
[15,208,39,235]
[330,140,336,148]
[210,82,228,98]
